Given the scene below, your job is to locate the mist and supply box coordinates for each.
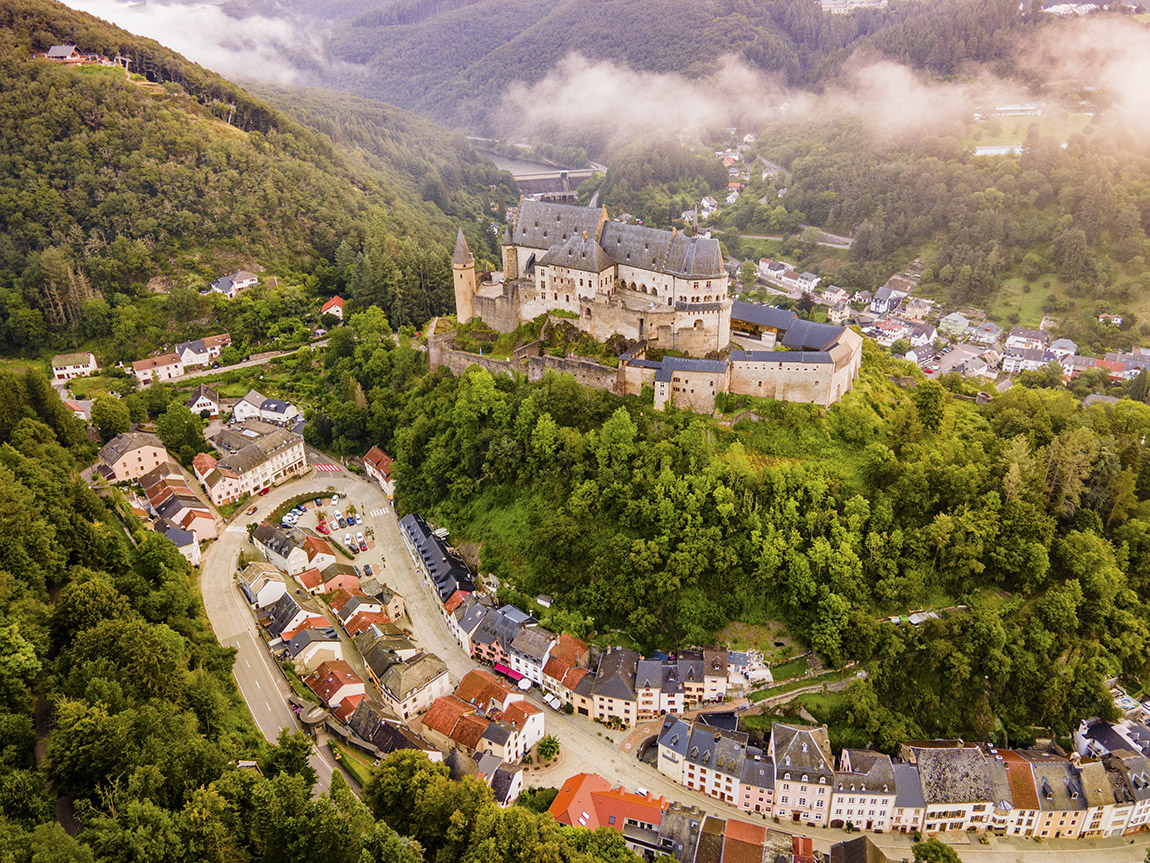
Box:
[60,0,316,84]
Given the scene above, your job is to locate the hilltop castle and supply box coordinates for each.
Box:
[443,200,862,412]
[453,200,731,356]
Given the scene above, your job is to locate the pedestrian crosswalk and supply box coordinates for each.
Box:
[225,524,248,534]
[313,463,342,473]
[369,507,388,517]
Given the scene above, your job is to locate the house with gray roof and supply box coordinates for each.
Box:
[252,524,309,575]
[769,723,836,826]
[657,715,692,783]
[284,627,342,671]
[377,652,450,721]
[834,750,897,831]
[347,699,442,762]
[399,513,475,603]
[890,762,926,833]
[592,647,640,726]
[741,746,775,814]
[507,625,556,685]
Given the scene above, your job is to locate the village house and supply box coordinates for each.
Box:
[131,353,184,384]
[363,446,395,496]
[1005,326,1051,353]
[472,605,535,669]
[305,659,366,710]
[549,773,668,834]
[175,333,230,369]
[231,389,300,426]
[377,653,451,721]
[321,296,346,320]
[348,699,443,762]
[869,286,908,316]
[159,523,200,567]
[939,312,971,337]
[141,462,217,543]
[507,625,557,685]
[968,321,1004,346]
[285,627,343,672]
[186,384,221,418]
[209,271,258,299]
[236,561,287,609]
[251,525,310,575]
[96,432,169,483]
[833,750,897,832]
[51,351,98,381]
[770,723,836,827]
[592,647,640,727]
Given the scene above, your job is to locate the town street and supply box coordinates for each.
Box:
[200,463,1150,860]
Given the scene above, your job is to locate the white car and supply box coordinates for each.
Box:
[355,513,363,525]
[344,533,355,552]
[330,495,339,506]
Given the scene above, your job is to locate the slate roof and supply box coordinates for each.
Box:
[471,605,533,651]
[511,200,602,251]
[780,319,847,351]
[658,715,692,758]
[741,747,775,790]
[160,523,195,549]
[186,384,219,407]
[592,647,639,700]
[653,356,730,383]
[731,301,798,331]
[538,232,613,273]
[892,763,925,809]
[687,724,749,778]
[347,699,439,756]
[836,749,896,795]
[47,44,78,58]
[491,764,521,805]
[399,513,475,600]
[772,723,834,781]
[452,229,474,265]
[509,626,555,663]
[284,626,339,658]
[658,803,707,863]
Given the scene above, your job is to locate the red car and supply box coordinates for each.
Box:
[258,488,270,496]
[316,523,330,535]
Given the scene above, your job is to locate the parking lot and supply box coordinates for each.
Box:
[277,494,394,579]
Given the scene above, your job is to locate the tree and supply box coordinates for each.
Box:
[739,260,758,293]
[890,338,911,356]
[911,381,946,432]
[261,729,317,791]
[913,838,962,863]
[155,402,206,465]
[536,735,560,761]
[91,396,129,442]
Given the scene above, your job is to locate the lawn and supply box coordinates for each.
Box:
[989,274,1065,328]
[794,691,846,722]
[218,496,250,520]
[964,112,1092,149]
[769,657,809,681]
[280,661,320,705]
[328,740,375,787]
[70,374,128,399]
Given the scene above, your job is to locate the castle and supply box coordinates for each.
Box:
[453,199,731,356]
[443,200,862,412]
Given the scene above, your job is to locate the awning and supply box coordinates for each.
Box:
[493,663,523,681]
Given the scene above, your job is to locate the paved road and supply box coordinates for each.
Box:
[201,466,1150,859]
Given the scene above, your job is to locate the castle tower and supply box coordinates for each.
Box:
[501,224,519,281]
[451,228,476,324]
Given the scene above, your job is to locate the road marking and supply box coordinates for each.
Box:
[244,660,250,668]
[314,463,342,472]
[225,524,248,534]
[369,507,387,517]
[253,679,260,690]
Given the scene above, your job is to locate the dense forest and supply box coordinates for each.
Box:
[0,363,637,863]
[0,0,516,354]
[316,0,1035,133]
[301,311,1150,748]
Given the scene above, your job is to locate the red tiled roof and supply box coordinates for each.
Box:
[1001,750,1040,810]
[591,787,667,833]
[724,819,766,845]
[345,610,392,637]
[364,446,393,478]
[132,353,180,372]
[451,713,490,750]
[304,536,334,560]
[723,836,765,863]
[333,693,363,723]
[503,700,542,731]
[305,660,363,705]
[443,590,467,614]
[298,567,324,590]
[192,453,217,474]
[551,633,589,667]
[549,773,612,828]
[203,333,231,348]
[793,836,814,863]
[281,616,329,641]
[563,667,590,690]
[454,668,515,713]
[543,657,570,684]
[329,589,356,613]
[321,296,345,312]
[422,696,473,738]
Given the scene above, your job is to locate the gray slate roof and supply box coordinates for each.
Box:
[99,431,164,465]
[913,746,993,805]
[730,349,832,364]
[452,228,473,265]
[592,647,639,700]
[538,233,613,273]
[731,301,798,331]
[781,319,847,351]
[892,762,926,809]
[741,747,775,790]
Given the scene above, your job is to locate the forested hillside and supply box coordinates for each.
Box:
[301,312,1150,748]
[319,0,1033,133]
[0,362,636,863]
[0,0,514,355]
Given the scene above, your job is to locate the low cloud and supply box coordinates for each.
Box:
[60,0,315,84]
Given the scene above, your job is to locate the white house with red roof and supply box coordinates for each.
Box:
[321,296,346,320]
[131,353,184,384]
[305,660,366,708]
[363,446,395,496]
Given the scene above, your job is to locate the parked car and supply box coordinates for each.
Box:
[331,494,340,506]
[363,564,373,577]
[258,488,270,496]
[356,532,367,551]
[246,505,258,515]
[314,498,322,507]
[353,565,363,578]
[338,517,347,529]
[355,513,363,525]
[316,523,330,535]
[344,533,356,552]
